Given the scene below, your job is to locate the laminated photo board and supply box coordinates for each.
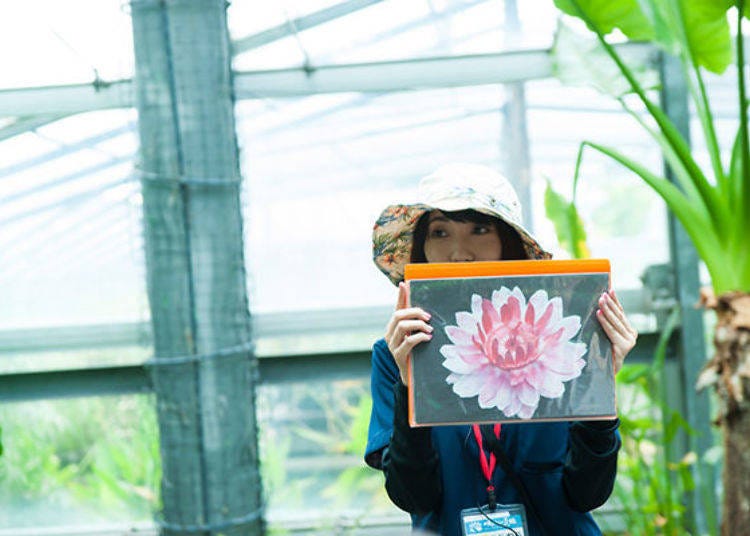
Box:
[405,259,616,427]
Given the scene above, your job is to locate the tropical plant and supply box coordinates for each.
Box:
[551,1,750,533]
[544,183,721,534]
[0,396,160,528]
[604,309,721,536]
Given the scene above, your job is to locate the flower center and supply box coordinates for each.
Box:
[484,323,540,370]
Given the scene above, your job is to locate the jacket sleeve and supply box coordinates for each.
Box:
[562,418,621,512]
[364,340,401,469]
[382,381,442,514]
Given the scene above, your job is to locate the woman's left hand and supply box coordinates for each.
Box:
[597,289,638,375]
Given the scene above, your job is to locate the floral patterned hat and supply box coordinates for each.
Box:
[373,163,551,285]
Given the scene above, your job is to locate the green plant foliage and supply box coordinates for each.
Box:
[552,0,750,295]
[555,0,656,40]
[600,309,720,535]
[552,21,660,97]
[542,175,719,533]
[543,179,590,259]
[258,380,394,530]
[0,397,160,528]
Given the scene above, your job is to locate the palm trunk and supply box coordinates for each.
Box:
[701,292,750,534]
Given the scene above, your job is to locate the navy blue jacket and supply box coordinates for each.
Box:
[365,338,620,536]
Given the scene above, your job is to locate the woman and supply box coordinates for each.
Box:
[365,163,637,535]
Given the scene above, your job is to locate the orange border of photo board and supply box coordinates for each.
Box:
[404,258,610,281]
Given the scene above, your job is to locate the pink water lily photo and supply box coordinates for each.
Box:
[440,287,587,419]
[408,270,614,426]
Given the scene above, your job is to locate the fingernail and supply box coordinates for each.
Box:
[424,312,432,320]
[426,325,434,332]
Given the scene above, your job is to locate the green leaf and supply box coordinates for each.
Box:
[552,21,659,98]
[616,363,651,384]
[543,179,590,259]
[681,0,733,73]
[579,141,727,276]
[553,0,655,40]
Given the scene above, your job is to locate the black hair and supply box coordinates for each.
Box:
[410,209,527,263]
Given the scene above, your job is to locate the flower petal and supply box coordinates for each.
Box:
[481,298,501,335]
[524,301,536,326]
[445,326,474,346]
[443,356,481,374]
[518,404,537,420]
[511,287,527,309]
[518,383,540,407]
[553,315,582,340]
[455,311,478,334]
[440,344,487,364]
[491,287,512,311]
[534,301,555,334]
[537,373,565,398]
[505,394,522,418]
[500,296,522,326]
[471,294,483,320]
[451,373,486,398]
[478,380,500,408]
[528,289,549,319]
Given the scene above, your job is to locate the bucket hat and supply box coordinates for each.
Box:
[372,163,551,285]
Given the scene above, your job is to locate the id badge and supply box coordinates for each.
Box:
[460,503,529,536]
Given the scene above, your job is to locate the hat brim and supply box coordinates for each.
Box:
[372,202,551,286]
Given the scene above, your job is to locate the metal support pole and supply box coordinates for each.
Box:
[501,0,533,228]
[659,53,716,535]
[130,1,262,534]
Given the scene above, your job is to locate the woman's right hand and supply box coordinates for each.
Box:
[385,282,433,385]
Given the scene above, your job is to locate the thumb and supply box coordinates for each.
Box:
[396,281,409,310]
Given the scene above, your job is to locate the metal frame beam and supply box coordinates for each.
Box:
[0,114,68,142]
[0,45,654,115]
[232,0,385,56]
[0,332,664,403]
[0,288,650,355]
[659,53,715,535]
[0,80,133,117]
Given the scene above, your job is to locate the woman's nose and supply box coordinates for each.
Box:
[449,245,475,262]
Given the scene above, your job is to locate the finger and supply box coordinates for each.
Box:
[389,319,434,349]
[396,331,433,358]
[396,281,408,310]
[603,291,635,332]
[385,307,430,341]
[599,295,631,334]
[597,310,631,346]
[392,307,431,322]
[598,311,637,363]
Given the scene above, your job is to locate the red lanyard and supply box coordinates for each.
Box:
[472,423,501,509]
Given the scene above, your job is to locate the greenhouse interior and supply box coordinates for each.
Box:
[2,0,750,535]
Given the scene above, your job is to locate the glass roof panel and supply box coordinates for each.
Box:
[0,0,133,90]
[230,0,559,71]
[237,78,667,319]
[0,110,147,372]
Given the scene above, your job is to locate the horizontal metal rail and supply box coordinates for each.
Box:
[0,330,667,403]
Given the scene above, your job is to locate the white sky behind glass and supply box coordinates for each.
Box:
[0,0,134,90]
[0,0,673,326]
[229,0,560,70]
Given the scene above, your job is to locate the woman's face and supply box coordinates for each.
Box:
[423,210,503,263]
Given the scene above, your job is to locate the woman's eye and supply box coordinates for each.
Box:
[429,228,447,238]
[473,225,491,234]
